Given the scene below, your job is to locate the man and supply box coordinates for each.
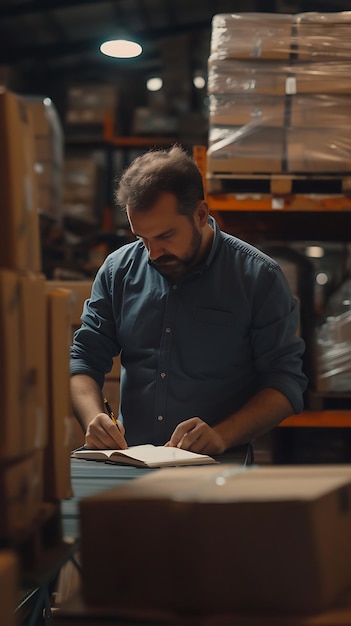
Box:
[70,145,307,455]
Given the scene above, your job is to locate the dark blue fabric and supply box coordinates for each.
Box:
[70,217,307,446]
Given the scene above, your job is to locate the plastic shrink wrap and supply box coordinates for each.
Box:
[316,272,351,394]
[207,12,351,177]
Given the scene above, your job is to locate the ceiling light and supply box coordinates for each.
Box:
[305,246,325,258]
[100,39,142,59]
[146,77,163,92]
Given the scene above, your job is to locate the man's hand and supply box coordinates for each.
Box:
[85,413,127,450]
[165,417,226,455]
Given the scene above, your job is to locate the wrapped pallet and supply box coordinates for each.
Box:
[207,12,351,179]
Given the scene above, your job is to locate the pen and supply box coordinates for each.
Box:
[104,397,121,432]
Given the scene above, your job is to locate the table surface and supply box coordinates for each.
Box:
[61,450,251,538]
[52,588,351,626]
[61,459,155,537]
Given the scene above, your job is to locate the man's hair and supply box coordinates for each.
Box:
[115,145,204,216]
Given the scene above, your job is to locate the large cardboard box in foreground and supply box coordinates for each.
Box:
[0,551,18,626]
[0,451,43,541]
[80,465,351,615]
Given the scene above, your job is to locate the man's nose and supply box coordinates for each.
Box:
[148,240,164,260]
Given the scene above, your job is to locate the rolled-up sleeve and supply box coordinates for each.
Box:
[251,266,307,413]
[70,258,121,388]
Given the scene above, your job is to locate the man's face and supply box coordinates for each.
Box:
[127,192,207,280]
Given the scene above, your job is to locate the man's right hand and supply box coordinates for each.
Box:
[85,413,127,450]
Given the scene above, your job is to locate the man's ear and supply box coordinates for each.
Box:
[195,200,209,227]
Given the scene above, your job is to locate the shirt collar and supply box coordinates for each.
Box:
[203,215,221,270]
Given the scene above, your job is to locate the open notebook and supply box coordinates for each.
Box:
[72,444,217,468]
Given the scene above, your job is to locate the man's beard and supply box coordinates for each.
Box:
[150,227,202,279]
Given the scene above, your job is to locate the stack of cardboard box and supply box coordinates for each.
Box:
[207,11,351,180]
[0,87,72,620]
[65,83,119,142]
[65,84,118,127]
[63,158,100,224]
[45,279,121,451]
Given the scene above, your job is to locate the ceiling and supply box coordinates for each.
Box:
[0,0,350,125]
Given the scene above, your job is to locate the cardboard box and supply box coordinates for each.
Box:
[208,58,351,99]
[26,98,64,224]
[0,270,47,460]
[80,465,351,614]
[19,272,48,452]
[211,14,294,60]
[294,64,351,95]
[45,288,73,500]
[287,128,351,173]
[63,159,99,222]
[46,279,120,379]
[209,94,286,127]
[207,126,284,174]
[0,88,41,272]
[67,84,117,110]
[297,13,351,60]
[46,280,92,327]
[35,136,53,161]
[26,99,52,136]
[0,270,23,460]
[0,452,43,541]
[0,551,19,626]
[132,107,179,135]
[66,84,118,126]
[208,58,289,96]
[291,95,351,127]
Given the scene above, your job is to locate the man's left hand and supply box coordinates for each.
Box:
[165,417,226,455]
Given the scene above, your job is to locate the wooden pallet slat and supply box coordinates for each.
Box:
[207,173,351,196]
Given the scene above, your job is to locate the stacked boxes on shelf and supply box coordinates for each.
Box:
[63,158,100,224]
[207,11,351,180]
[65,84,118,136]
[0,87,72,607]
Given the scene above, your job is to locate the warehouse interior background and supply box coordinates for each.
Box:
[1,0,351,462]
[3,4,351,623]
[1,0,351,121]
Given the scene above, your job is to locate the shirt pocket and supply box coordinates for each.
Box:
[186,307,251,378]
[194,308,234,327]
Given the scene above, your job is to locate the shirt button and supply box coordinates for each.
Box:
[165,327,171,333]
[160,372,166,379]
[172,285,177,290]
[157,415,164,421]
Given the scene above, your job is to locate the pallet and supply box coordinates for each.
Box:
[207,173,351,196]
[307,390,351,413]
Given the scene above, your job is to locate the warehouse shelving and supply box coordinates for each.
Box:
[193,145,351,433]
[103,111,177,147]
[281,411,351,428]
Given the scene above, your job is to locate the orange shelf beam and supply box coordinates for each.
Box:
[279,411,351,428]
[207,193,351,213]
[103,112,176,147]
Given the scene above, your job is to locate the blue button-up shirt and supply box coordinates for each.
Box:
[70,217,307,445]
